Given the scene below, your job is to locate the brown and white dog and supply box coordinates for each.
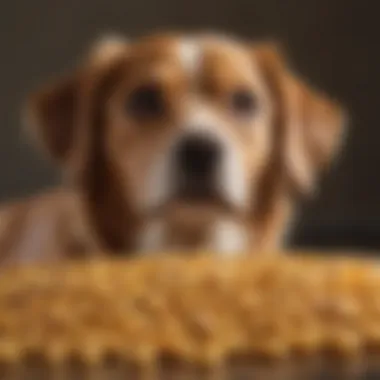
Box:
[0,32,346,265]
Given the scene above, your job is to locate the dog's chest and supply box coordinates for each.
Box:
[137,207,250,255]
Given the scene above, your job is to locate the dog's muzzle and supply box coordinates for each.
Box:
[142,126,247,215]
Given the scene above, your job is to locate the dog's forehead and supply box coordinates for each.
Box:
[128,34,257,81]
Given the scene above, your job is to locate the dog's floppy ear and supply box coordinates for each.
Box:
[25,72,79,163]
[24,35,128,165]
[254,43,347,195]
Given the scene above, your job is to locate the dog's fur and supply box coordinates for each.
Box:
[0,33,346,265]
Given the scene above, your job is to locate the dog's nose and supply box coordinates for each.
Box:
[176,133,222,178]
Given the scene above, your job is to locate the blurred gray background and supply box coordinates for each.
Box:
[0,0,377,249]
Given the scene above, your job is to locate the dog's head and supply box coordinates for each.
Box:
[26,33,346,253]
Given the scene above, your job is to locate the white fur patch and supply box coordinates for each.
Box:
[178,39,202,75]
[184,102,221,133]
[138,218,248,255]
[138,220,166,253]
[89,34,128,67]
[209,219,248,255]
[140,137,178,213]
[144,155,171,211]
[219,144,248,210]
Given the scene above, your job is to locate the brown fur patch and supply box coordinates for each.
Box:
[0,33,346,263]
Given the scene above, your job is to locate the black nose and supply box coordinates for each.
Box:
[176,133,222,178]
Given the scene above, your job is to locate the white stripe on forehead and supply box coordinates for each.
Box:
[177,35,256,83]
[177,39,203,75]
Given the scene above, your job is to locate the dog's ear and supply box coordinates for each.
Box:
[254,43,347,195]
[25,72,80,163]
[24,35,128,165]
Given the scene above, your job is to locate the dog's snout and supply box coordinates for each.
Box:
[176,133,222,177]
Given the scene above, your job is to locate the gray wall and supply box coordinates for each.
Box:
[0,0,378,249]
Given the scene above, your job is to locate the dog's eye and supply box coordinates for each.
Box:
[127,84,165,119]
[231,89,258,115]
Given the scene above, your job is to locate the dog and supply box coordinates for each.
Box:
[0,32,346,265]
